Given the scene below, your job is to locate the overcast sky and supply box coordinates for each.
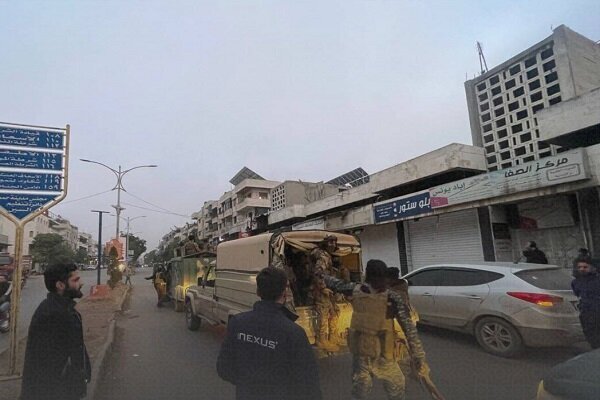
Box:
[1,1,599,249]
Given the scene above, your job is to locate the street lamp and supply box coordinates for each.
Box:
[80,159,157,239]
[111,214,146,264]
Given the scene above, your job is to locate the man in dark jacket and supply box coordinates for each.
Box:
[21,263,91,400]
[572,256,600,349]
[523,241,548,264]
[217,267,322,400]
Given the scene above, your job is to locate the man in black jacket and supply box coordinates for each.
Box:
[217,267,322,400]
[21,263,91,400]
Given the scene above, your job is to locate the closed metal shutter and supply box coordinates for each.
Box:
[407,209,483,271]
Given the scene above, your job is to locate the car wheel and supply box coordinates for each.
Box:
[185,302,201,331]
[474,316,523,357]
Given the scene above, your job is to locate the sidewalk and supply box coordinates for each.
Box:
[0,283,129,399]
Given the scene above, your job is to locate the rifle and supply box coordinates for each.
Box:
[407,347,446,400]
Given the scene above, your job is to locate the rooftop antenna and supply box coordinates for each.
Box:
[476,41,488,75]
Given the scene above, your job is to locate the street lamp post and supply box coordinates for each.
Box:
[80,159,157,239]
[124,215,146,265]
[91,210,110,285]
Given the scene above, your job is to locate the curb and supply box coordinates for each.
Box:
[85,285,130,400]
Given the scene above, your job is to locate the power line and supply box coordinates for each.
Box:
[123,191,183,215]
[61,189,113,205]
[121,201,190,218]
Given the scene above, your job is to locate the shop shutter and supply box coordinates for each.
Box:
[407,209,484,271]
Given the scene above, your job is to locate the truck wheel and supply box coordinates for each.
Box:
[474,316,523,357]
[185,302,201,331]
[174,300,184,312]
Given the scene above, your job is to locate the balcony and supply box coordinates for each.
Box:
[235,197,270,212]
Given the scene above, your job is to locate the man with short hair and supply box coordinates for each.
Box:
[21,263,91,400]
[217,267,322,400]
[572,256,600,349]
[523,241,548,264]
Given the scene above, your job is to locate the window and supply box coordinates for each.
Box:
[407,269,444,286]
[513,87,525,97]
[482,123,492,132]
[479,93,488,102]
[523,156,535,162]
[477,82,487,92]
[499,140,509,150]
[491,86,502,96]
[509,64,521,75]
[489,166,498,171]
[494,107,505,117]
[547,84,560,96]
[29,231,34,238]
[495,118,506,128]
[529,80,541,91]
[515,146,526,156]
[541,47,554,60]
[489,76,500,85]
[481,113,491,122]
[493,96,503,106]
[487,155,497,164]
[484,134,494,143]
[526,68,539,80]
[508,101,519,112]
[516,109,528,120]
[497,129,508,138]
[538,141,549,150]
[524,56,537,68]
[512,123,523,134]
[515,269,572,290]
[520,132,532,142]
[549,96,562,105]
[532,103,544,113]
[259,192,269,200]
[485,145,495,154]
[501,162,512,168]
[530,91,542,102]
[501,152,511,161]
[505,79,516,90]
[438,269,504,286]
[480,103,489,112]
[543,60,556,72]
[545,71,558,84]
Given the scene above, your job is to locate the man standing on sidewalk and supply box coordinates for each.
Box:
[572,255,600,349]
[21,263,91,400]
[217,267,322,400]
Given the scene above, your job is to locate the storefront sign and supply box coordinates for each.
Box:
[429,149,589,209]
[292,217,325,231]
[373,191,431,224]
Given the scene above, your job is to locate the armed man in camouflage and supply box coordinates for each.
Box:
[324,260,429,400]
[310,235,344,352]
[183,234,201,256]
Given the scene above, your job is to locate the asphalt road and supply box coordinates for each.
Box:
[0,269,108,354]
[98,275,587,400]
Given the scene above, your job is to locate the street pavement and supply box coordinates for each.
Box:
[0,269,108,354]
[98,274,586,400]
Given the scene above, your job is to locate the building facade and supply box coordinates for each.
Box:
[465,25,600,171]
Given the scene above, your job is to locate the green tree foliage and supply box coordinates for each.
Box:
[127,234,147,262]
[30,233,75,269]
[74,247,89,264]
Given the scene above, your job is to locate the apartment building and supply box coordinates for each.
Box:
[465,25,600,170]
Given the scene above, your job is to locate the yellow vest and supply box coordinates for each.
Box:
[349,286,395,360]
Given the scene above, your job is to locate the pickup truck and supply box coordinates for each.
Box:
[184,230,362,346]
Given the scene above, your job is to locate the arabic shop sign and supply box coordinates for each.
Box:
[373,191,431,224]
[0,122,67,221]
[292,218,325,231]
[429,149,589,208]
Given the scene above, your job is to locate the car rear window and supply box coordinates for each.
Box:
[514,268,572,290]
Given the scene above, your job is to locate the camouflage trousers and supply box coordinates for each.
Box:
[352,355,405,400]
[315,299,339,342]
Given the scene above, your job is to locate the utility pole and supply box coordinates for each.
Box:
[91,210,109,285]
[80,159,157,239]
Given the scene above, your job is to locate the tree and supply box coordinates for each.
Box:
[74,248,89,265]
[127,234,147,262]
[30,233,75,270]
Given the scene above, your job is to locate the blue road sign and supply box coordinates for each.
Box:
[374,191,432,224]
[0,126,64,149]
[0,193,58,220]
[0,171,62,191]
[0,149,63,171]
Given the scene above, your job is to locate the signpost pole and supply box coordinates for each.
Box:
[92,210,109,285]
[7,224,24,375]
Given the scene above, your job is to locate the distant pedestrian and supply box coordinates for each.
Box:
[124,265,133,286]
[523,241,548,264]
[217,267,322,400]
[21,263,91,400]
[572,256,600,349]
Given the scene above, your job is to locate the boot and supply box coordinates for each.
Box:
[316,338,339,352]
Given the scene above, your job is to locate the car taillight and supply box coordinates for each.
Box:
[507,292,563,307]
